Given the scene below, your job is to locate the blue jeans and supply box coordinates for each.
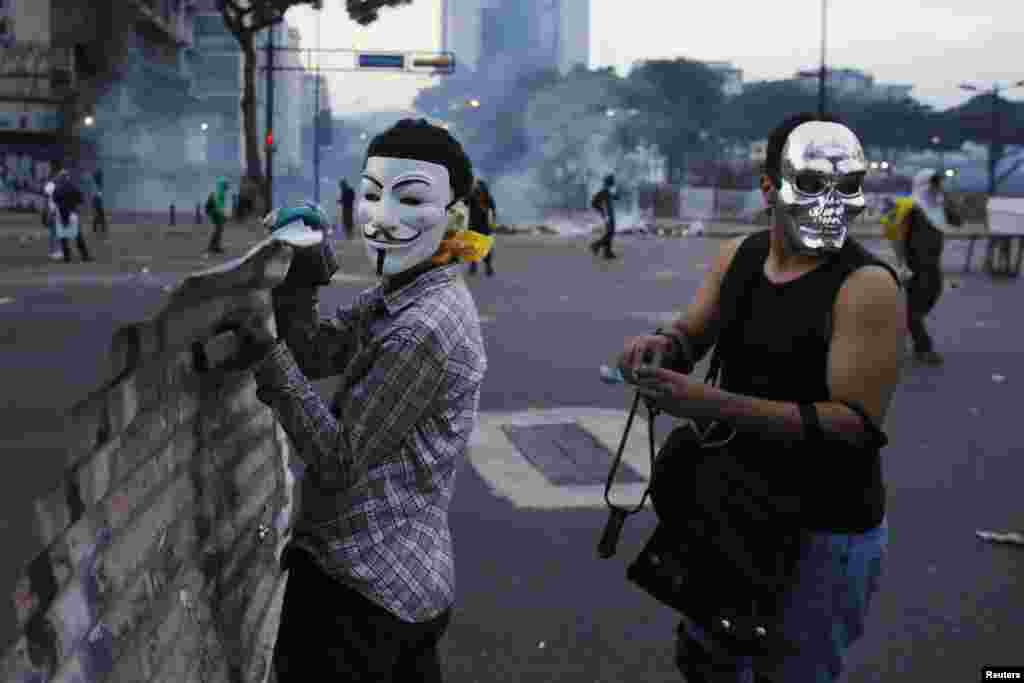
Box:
[48,217,59,254]
[675,521,887,683]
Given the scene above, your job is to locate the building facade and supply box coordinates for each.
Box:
[191,3,309,180]
[442,0,588,77]
[793,67,913,103]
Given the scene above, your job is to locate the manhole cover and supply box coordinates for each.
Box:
[500,421,644,486]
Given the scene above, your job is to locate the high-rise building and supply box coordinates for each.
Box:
[442,0,588,76]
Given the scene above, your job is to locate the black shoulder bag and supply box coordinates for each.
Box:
[597,239,808,656]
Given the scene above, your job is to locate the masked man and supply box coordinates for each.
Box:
[231,118,492,682]
[618,114,906,682]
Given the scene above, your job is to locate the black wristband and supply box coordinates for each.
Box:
[654,328,695,374]
[799,403,825,443]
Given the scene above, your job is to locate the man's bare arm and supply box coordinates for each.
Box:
[689,265,906,444]
[668,235,747,365]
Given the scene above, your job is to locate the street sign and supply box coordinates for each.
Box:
[355,51,455,75]
[357,53,405,70]
[410,52,455,75]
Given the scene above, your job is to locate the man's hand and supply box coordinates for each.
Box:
[219,309,278,369]
[264,201,340,290]
[617,334,672,384]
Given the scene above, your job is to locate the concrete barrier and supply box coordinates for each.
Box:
[1,239,299,682]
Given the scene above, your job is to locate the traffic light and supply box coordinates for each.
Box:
[265,131,273,147]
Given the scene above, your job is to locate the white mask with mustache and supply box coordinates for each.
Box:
[358,156,453,277]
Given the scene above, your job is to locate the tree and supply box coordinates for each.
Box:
[622,58,726,181]
[945,93,1024,193]
[218,0,413,212]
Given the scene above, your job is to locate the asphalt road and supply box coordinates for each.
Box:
[1,221,1022,681]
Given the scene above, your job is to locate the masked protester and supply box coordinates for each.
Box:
[234,118,492,682]
[618,113,906,682]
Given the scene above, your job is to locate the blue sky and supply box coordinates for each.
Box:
[285,0,1024,115]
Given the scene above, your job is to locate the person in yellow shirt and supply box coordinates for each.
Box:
[881,169,958,365]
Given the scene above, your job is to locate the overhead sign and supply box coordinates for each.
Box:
[356,51,455,75]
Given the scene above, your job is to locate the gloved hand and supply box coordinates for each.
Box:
[219,309,278,369]
[263,201,340,290]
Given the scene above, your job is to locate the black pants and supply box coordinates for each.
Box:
[208,219,225,252]
[273,549,451,683]
[93,205,108,234]
[591,219,616,256]
[343,209,354,239]
[60,234,92,262]
[906,265,943,353]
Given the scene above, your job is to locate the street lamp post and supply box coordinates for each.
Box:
[818,0,828,117]
[931,135,944,172]
[959,80,1024,195]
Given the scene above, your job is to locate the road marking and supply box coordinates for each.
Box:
[468,406,654,510]
[626,311,685,325]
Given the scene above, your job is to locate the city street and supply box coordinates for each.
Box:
[1,219,1022,681]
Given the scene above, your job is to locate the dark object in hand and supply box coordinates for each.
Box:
[218,310,277,369]
[279,239,339,291]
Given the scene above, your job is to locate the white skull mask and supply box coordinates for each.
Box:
[776,121,867,255]
[357,157,453,277]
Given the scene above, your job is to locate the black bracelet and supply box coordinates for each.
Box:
[654,327,695,374]
[799,403,825,443]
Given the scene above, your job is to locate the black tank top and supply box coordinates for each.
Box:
[717,230,898,533]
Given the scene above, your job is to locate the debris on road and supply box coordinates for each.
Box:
[976,530,1024,546]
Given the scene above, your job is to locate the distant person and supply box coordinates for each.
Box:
[590,173,619,259]
[468,179,497,276]
[882,169,954,365]
[52,169,92,263]
[91,169,108,236]
[43,172,61,261]
[338,178,356,238]
[205,176,228,254]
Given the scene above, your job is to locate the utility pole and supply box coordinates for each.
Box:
[313,7,322,205]
[264,24,276,213]
[818,0,827,117]
[989,85,1000,195]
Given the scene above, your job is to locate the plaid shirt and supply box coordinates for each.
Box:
[253,263,486,622]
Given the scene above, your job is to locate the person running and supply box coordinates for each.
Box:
[590,173,619,259]
[619,113,905,682]
[467,178,497,276]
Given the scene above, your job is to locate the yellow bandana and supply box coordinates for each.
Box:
[431,229,494,265]
[880,197,915,242]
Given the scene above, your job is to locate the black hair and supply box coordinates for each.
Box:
[604,174,615,186]
[363,118,474,205]
[763,112,847,187]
